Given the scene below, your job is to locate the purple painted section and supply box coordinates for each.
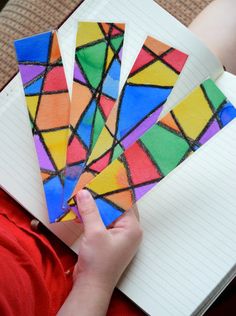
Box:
[34,134,54,171]
[19,64,45,85]
[63,163,85,206]
[134,182,157,200]
[64,163,84,179]
[199,119,220,144]
[121,106,163,148]
[118,47,123,61]
[70,205,81,219]
[74,62,86,83]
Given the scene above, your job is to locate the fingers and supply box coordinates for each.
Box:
[112,204,140,229]
[111,206,143,245]
[76,190,105,233]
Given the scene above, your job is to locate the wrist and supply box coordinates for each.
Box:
[57,279,114,316]
[66,276,114,316]
[73,271,116,295]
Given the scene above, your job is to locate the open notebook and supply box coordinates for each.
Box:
[1,0,236,315]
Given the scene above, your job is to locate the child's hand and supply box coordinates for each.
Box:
[73,189,143,292]
[58,189,142,316]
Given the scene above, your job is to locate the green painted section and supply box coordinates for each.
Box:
[202,79,225,110]
[76,40,106,89]
[110,35,123,52]
[140,124,190,175]
[92,107,104,149]
[112,143,123,161]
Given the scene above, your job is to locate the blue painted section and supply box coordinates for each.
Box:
[116,84,171,139]
[44,175,64,222]
[95,197,123,226]
[76,99,97,148]
[102,59,120,99]
[63,162,85,207]
[218,101,236,126]
[14,31,51,63]
[24,77,44,95]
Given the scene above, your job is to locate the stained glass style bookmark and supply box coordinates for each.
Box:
[63,22,125,204]
[69,36,188,200]
[15,31,76,222]
[69,79,236,226]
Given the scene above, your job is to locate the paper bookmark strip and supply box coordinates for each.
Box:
[69,79,236,226]
[15,31,75,222]
[69,36,188,199]
[63,22,125,204]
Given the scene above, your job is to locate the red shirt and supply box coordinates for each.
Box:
[0,189,144,316]
[0,189,233,316]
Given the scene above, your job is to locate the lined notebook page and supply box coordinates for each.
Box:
[117,119,236,316]
[216,71,236,104]
[1,0,236,315]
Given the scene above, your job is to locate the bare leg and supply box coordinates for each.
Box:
[189,0,236,74]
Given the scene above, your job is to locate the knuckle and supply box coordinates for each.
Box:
[87,228,104,240]
[135,225,143,241]
[127,224,143,241]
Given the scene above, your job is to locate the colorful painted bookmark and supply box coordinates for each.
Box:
[63,22,125,204]
[69,36,188,200]
[15,31,76,222]
[69,79,236,226]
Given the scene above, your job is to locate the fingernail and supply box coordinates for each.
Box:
[77,190,91,203]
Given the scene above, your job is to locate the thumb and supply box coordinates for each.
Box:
[76,190,105,233]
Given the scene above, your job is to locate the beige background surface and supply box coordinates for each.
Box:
[0,0,212,89]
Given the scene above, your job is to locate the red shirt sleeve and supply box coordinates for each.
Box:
[0,226,50,316]
[0,190,76,316]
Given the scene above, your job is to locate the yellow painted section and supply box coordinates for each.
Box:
[60,210,77,221]
[87,127,114,164]
[127,60,178,86]
[87,159,128,195]
[87,103,119,164]
[41,128,68,170]
[173,87,212,139]
[76,22,104,47]
[67,128,72,140]
[106,46,114,70]
[25,95,39,120]
[68,198,74,206]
